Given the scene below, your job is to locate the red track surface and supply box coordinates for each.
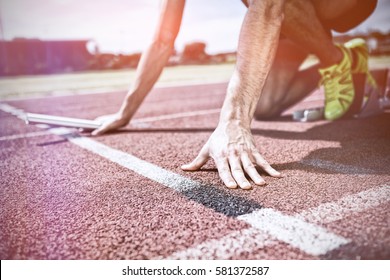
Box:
[0,77,389,260]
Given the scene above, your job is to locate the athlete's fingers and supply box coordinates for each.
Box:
[253,151,282,178]
[228,153,252,189]
[241,152,266,186]
[92,122,118,136]
[181,144,210,171]
[214,156,237,189]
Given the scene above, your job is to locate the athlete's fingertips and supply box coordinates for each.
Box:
[228,155,250,189]
[181,160,204,171]
[91,129,102,136]
[219,172,237,188]
[233,175,251,189]
[241,153,265,186]
[252,175,266,186]
[240,181,252,190]
[181,159,206,171]
[182,145,209,171]
[265,166,283,178]
[234,174,251,189]
[247,168,266,185]
[220,172,237,189]
[181,163,193,170]
[253,153,281,177]
[93,122,114,136]
[226,181,238,189]
[242,164,265,185]
[215,158,237,189]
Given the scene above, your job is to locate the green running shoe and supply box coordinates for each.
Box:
[319,46,354,120]
[344,38,378,110]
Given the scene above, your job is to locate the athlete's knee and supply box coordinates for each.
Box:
[313,0,358,21]
[254,109,282,120]
[254,99,283,120]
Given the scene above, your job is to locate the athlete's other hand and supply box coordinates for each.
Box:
[91,113,129,136]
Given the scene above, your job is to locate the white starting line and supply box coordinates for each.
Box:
[1,102,389,259]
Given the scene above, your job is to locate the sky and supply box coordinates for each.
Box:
[1,0,389,55]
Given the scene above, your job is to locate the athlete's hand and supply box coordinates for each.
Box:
[91,113,129,136]
[181,121,282,189]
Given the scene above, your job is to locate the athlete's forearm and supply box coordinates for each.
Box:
[220,0,285,127]
[119,0,185,120]
[119,41,173,119]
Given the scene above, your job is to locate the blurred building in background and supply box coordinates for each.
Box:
[0,38,97,76]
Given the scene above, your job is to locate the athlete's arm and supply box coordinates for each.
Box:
[182,0,285,189]
[93,0,185,135]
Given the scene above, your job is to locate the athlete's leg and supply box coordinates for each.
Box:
[254,0,339,120]
[255,39,313,119]
[255,0,367,120]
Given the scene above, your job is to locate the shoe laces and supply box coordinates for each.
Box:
[320,70,340,102]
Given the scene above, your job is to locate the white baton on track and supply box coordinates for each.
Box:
[25,113,102,130]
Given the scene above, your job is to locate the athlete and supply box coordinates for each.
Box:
[92,0,377,189]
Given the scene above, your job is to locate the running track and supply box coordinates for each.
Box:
[0,76,389,260]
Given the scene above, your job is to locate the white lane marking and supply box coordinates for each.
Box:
[301,158,375,175]
[167,185,389,259]
[132,108,220,124]
[164,228,276,260]
[238,208,349,256]
[50,129,200,192]
[0,103,26,119]
[297,184,390,224]
[0,131,52,142]
[0,103,60,141]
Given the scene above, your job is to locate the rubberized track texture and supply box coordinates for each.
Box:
[0,80,389,260]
